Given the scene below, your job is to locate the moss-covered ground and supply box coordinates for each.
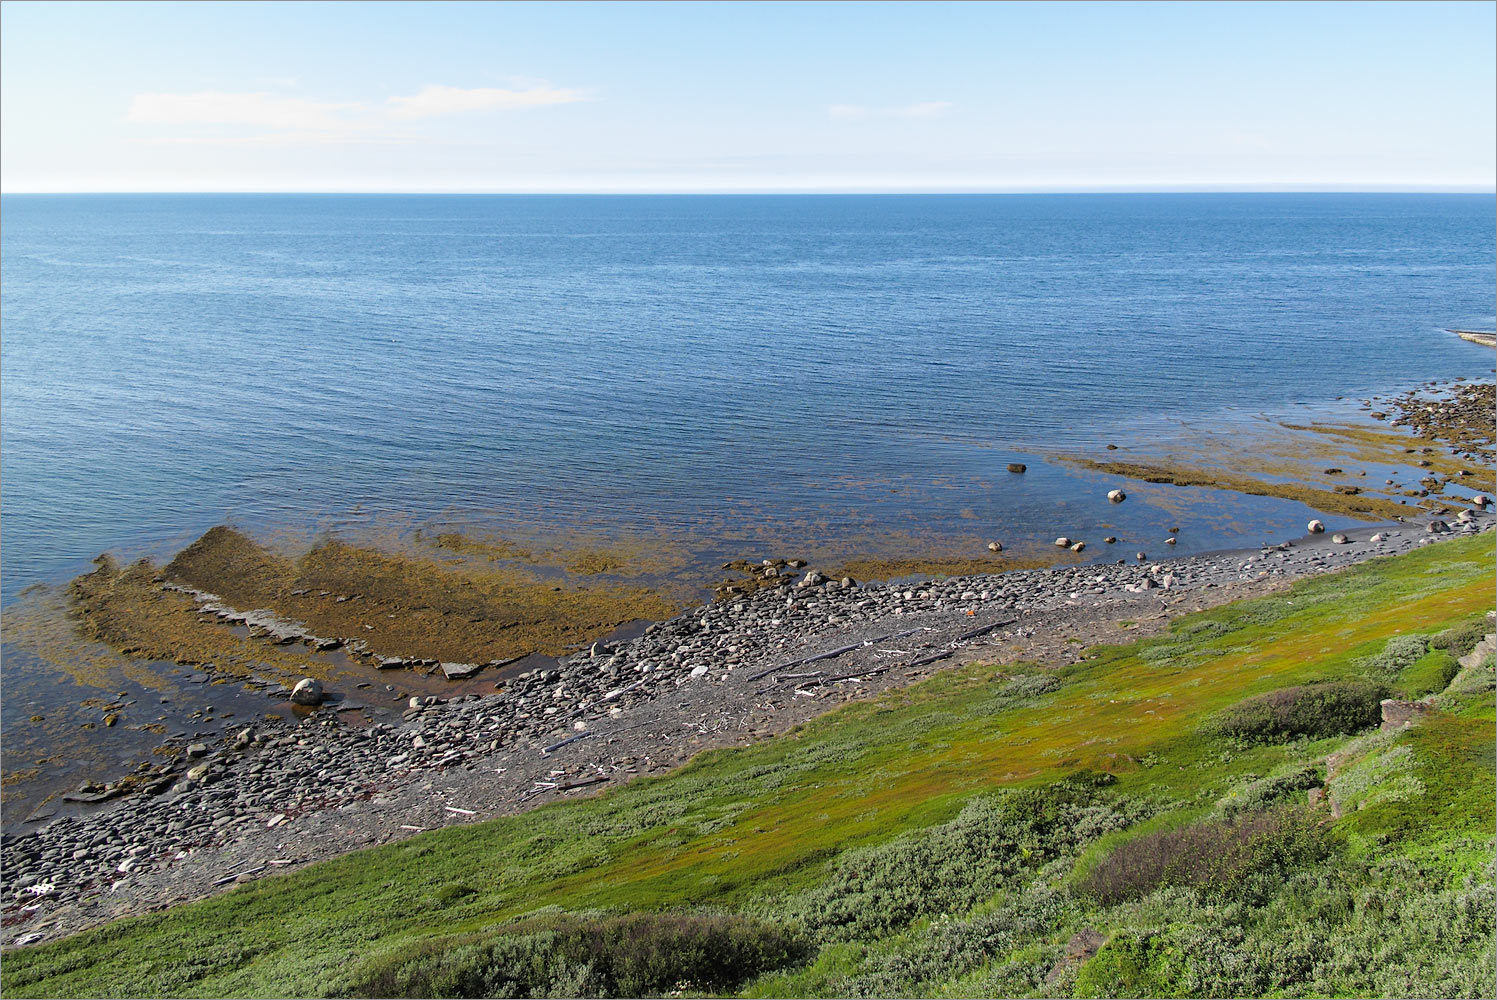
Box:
[5,534,1492,998]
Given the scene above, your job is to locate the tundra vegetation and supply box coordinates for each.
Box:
[5,534,1493,998]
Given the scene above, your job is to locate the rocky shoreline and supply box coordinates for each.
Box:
[3,510,1493,948]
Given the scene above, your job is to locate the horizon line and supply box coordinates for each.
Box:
[3,186,1494,196]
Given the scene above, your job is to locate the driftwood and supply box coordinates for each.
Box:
[541,731,594,755]
[784,618,1018,687]
[558,774,610,791]
[743,626,931,681]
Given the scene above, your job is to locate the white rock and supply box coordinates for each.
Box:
[988,541,1003,552]
[290,677,324,705]
[1107,489,1126,503]
[1070,541,1086,553]
[1054,537,1071,547]
[1308,519,1326,534]
[689,664,710,678]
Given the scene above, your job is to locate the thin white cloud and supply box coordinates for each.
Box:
[123,82,586,143]
[386,84,587,119]
[892,101,954,119]
[126,91,370,131]
[828,104,869,119]
[829,101,954,120]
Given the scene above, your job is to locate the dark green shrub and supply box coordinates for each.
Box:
[1078,809,1328,906]
[344,911,808,998]
[1207,680,1387,743]
[1072,929,1187,998]
[1359,635,1429,677]
[1395,649,1461,698]
[1430,618,1491,659]
[1215,765,1323,817]
[774,784,1145,942]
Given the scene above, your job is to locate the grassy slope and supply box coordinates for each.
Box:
[5,534,1493,998]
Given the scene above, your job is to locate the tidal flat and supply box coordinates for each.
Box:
[3,377,1493,831]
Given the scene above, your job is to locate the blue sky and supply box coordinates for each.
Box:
[2,0,1492,192]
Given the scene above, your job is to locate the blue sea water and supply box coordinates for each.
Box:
[2,193,1494,605]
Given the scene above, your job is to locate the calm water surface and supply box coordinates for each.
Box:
[4,193,1494,605]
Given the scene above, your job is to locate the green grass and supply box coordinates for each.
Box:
[4,534,1493,998]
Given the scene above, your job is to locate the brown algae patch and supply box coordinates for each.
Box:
[834,553,1064,582]
[80,526,681,670]
[1069,459,1417,521]
[425,527,693,580]
[67,554,320,681]
[1067,383,1495,521]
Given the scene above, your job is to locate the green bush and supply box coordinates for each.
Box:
[1394,649,1460,698]
[773,784,1146,942]
[1359,634,1429,677]
[1077,809,1329,906]
[1430,618,1492,659]
[1207,680,1386,743]
[1214,765,1323,818]
[345,911,808,998]
[1073,929,1188,998]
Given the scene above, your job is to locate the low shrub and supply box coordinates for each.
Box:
[1359,634,1429,678]
[1394,649,1460,698]
[344,911,808,998]
[1214,765,1323,818]
[1430,618,1491,659]
[1078,809,1328,907]
[1207,680,1386,743]
[773,784,1146,942]
[1073,929,1187,998]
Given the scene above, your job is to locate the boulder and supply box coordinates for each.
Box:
[1070,541,1086,553]
[290,677,324,706]
[1307,519,1326,534]
[1107,489,1126,503]
[987,541,1003,552]
[1103,536,1117,544]
[1427,520,1450,533]
[1332,533,1351,544]
[1380,698,1433,731]
[1007,463,1027,474]
[1473,494,1491,508]
[1054,537,1071,548]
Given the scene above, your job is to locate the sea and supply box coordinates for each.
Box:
[3,193,1494,607]
[1,193,1494,813]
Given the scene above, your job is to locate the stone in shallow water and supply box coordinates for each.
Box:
[290,678,324,706]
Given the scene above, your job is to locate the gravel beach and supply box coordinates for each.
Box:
[3,509,1492,948]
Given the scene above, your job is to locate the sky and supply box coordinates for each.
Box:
[1,0,1493,193]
